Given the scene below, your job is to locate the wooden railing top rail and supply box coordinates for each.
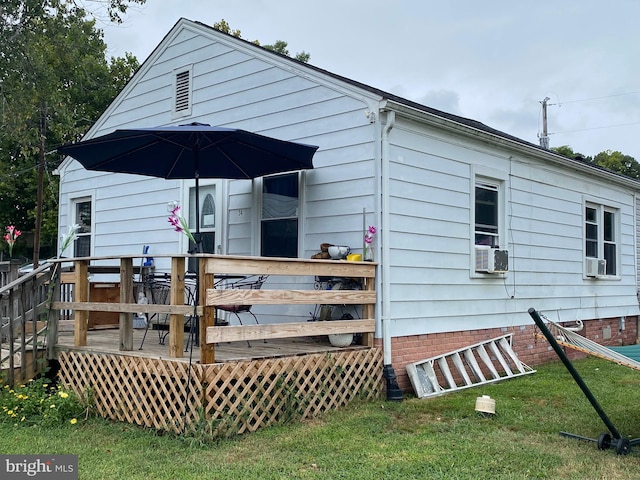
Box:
[0,262,51,295]
[49,254,376,279]
[49,254,378,364]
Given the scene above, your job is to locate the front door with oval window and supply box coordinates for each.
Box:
[188,183,221,270]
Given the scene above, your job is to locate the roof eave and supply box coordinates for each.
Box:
[382,99,640,191]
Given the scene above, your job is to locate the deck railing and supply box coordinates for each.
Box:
[0,263,55,385]
[51,254,377,363]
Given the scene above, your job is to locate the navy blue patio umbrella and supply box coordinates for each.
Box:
[57,123,319,240]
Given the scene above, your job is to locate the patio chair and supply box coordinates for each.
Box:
[216,274,269,347]
[138,277,195,350]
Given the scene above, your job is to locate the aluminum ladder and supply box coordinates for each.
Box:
[406,334,535,399]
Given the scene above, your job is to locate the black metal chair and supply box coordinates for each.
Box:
[216,274,268,347]
[138,279,171,349]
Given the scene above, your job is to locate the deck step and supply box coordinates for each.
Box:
[406,334,536,398]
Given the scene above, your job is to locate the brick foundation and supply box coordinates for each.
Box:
[376,315,638,393]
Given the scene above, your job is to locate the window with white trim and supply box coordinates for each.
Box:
[475,180,501,248]
[585,203,618,276]
[73,198,92,257]
[261,173,299,258]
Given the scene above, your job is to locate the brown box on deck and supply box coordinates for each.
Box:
[88,283,120,329]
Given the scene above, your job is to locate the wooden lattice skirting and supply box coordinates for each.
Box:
[57,348,383,436]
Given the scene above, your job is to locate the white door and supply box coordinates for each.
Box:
[187,182,222,255]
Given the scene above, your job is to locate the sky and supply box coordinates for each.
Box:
[98,1,640,160]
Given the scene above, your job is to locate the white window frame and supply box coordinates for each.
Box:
[469,166,508,277]
[255,172,304,258]
[69,194,95,258]
[583,199,620,279]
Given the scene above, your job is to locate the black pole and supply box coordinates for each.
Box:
[194,135,201,238]
[527,307,621,439]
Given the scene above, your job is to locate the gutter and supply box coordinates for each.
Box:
[382,99,640,192]
[380,110,403,401]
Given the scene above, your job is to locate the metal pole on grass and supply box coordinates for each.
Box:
[528,307,621,439]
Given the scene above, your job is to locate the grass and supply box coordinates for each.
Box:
[2,357,640,479]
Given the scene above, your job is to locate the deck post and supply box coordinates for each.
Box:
[46,266,61,359]
[119,258,134,350]
[73,260,89,347]
[200,258,215,363]
[361,271,376,347]
[169,256,185,357]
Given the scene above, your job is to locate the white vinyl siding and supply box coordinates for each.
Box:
[58,19,640,337]
[386,117,638,337]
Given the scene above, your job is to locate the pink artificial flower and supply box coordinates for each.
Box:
[364,225,376,244]
[363,225,376,260]
[167,205,196,244]
[4,225,21,257]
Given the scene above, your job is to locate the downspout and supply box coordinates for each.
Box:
[380,109,403,401]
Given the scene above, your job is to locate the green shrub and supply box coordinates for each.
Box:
[0,376,88,427]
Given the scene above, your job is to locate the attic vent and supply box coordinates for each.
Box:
[173,68,192,117]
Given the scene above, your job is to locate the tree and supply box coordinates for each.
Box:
[212,19,310,63]
[551,145,591,162]
[592,150,640,180]
[553,145,640,181]
[0,1,141,261]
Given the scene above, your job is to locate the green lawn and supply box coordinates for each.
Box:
[2,357,640,479]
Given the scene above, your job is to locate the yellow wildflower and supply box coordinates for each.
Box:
[7,410,13,415]
[58,391,69,399]
[70,418,77,425]
[49,404,56,409]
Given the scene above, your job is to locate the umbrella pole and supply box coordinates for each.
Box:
[193,142,203,254]
[193,173,202,253]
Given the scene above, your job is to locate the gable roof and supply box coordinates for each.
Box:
[189,19,640,190]
[61,18,640,190]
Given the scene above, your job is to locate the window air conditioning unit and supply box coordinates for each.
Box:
[585,258,606,277]
[475,246,509,273]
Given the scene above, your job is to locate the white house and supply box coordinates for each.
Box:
[57,18,640,391]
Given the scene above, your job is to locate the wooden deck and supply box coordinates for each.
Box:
[53,254,378,364]
[4,254,383,436]
[54,325,367,363]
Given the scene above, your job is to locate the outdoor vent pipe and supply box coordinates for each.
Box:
[380,110,402,401]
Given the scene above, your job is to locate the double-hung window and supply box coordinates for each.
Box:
[261,173,299,258]
[585,203,618,276]
[471,170,508,276]
[73,198,92,257]
[475,181,500,248]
